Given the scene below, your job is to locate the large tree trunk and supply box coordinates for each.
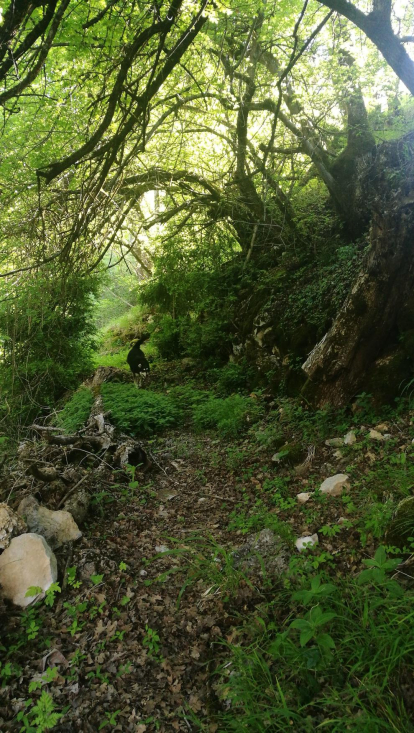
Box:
[302,132,414,406]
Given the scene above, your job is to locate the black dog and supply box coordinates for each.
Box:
[127,333,150,387]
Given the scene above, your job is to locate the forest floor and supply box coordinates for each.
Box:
[2,361,414,731]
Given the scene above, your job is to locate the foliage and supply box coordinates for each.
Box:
[101,385,182,437]
[228,507,294,544]
[17,691,62,732]
[207,361,254,396]
[192,394,264,438]
[55,388,94,434]
[212,550,414,732]
[0,271,98,429]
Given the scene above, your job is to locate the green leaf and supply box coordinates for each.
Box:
[299,629,314,647]
[290,618,310,631]
[316,632,336,650]
[313,611,336,628]
[90,574,104,585]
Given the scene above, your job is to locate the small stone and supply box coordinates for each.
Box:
[369,429,384,441]
[383,434,392,441]
[155,545,169,554]
[319,474,350,497]
[0,504,27,549]
[325,438,344,447]
[297,492,313,504]
[374,423,389,433]
[344,430,356,446]
[17,496,81,550]
[295,534,319,552]
[0,533,57,607]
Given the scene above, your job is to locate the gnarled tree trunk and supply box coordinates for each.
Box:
[303,132,414,405]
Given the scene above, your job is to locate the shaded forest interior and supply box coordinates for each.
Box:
[2,1,414,731]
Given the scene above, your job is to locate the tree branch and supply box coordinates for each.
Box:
[318,0,414,95]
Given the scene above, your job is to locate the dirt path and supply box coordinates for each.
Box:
[0,432,253,732]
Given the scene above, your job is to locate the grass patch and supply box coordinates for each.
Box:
[101,384,182,437]
[210,548,414,732]
[55,388,94,433]
[193,394,264,438]
[92,347,130,370]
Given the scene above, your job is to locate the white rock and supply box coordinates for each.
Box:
[17,496,81,550]
[0,503,27,549]
[344,430,356,446]
[155,545,169,554]
[369,429,384,441]
[383,433,392,441]
[295,534,319,552]
[319,474,350,497]
[0,533,57,607]
[325,438,344,447]
[297,492,313,504]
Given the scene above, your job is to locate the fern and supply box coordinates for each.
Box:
[31,691,62,731]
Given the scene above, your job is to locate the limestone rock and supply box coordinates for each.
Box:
[232,529,290,577]
[297,492,313,504]
[63,488,90,526]
[325,438,344,447]
[344,430,356,446]
[0,533,57,607]
[369,429,384,441]
[18,496,81,550]
[295,534,318,552]
[319,474,350,497]
[0,504,27,550]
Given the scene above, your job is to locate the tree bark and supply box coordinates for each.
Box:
[303,132,414,405]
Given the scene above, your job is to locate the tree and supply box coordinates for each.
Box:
[2,0,414,409]
[318,0,414,95]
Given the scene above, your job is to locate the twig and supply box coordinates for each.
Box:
[58,473,89,508]
[202,493,239,504]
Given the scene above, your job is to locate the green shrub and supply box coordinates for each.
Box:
[56,388,94,434]
[0,269,98,429]
[101,384,181,436]
[207,361,253,395]
[192,394,264,438]
[150,315,182,360]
